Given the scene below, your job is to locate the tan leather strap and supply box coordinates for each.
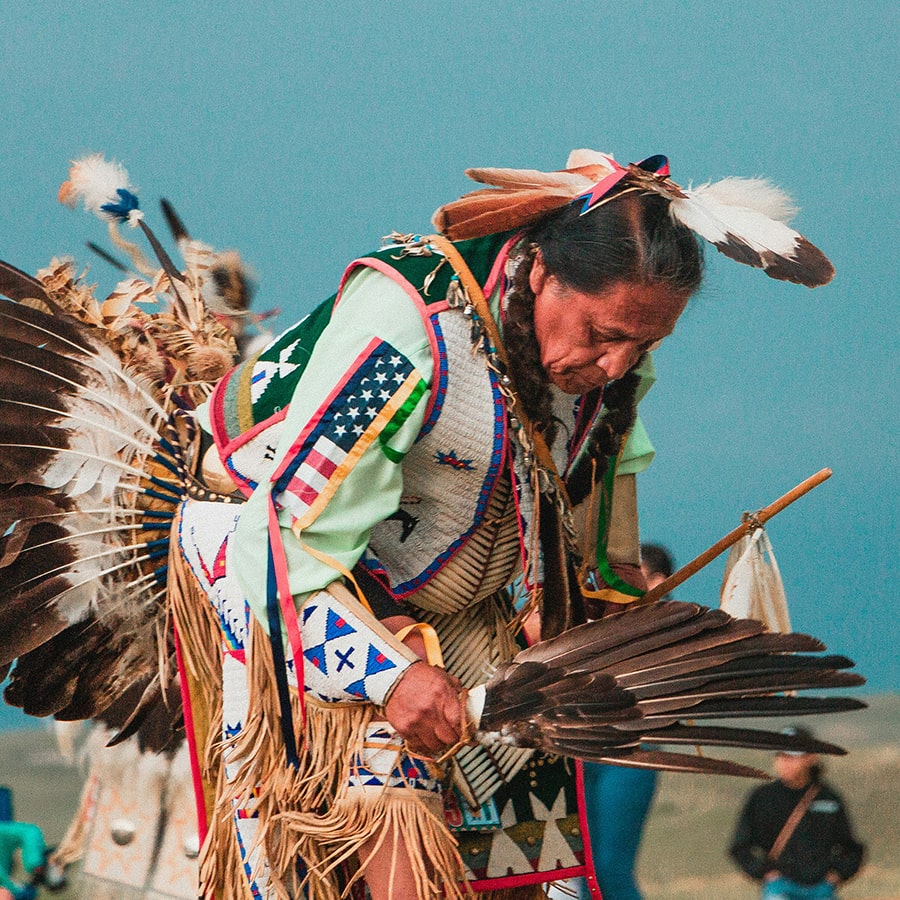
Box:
[426,233,572,509]
[769,783,819,862]
[394,622,446,668]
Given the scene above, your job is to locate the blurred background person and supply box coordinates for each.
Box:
[0,818,46,900]
[730,725,865,899]
[0,786,65,900]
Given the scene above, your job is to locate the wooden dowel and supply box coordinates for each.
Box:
[641,468,832,604]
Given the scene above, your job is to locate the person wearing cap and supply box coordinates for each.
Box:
[730,726,865,899]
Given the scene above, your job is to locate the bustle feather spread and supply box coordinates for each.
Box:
[0,295,183,747]
[0,174,254,750]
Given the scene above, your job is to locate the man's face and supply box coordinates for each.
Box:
[774,752,817,788]
[529,252,690,395]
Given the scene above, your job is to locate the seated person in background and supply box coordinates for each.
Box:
[0,819,66,900]
[730,725,865,900]
[0,820,46,900]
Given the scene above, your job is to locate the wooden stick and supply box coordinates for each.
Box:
[641,468,832,604]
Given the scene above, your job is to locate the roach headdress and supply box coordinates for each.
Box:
[433,148,834,288]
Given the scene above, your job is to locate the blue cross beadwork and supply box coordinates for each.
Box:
[335,647,356,671]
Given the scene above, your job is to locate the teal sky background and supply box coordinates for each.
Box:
[0,1,896,732]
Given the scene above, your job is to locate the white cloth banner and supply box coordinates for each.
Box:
[720,527,791,633]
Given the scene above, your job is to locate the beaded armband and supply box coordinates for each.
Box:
[299,582,420,706]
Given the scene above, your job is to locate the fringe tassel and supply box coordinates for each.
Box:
[239,617,375,895]
[167,534,224,813]
[49,771,99,868]
[197,763,252,900]
[168,532,240,899]
[275,789,469,900]
[170,522,544,899]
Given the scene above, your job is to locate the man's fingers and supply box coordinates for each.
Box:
[385,661,465,754]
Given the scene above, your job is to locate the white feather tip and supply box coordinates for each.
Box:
[690,177,799,224]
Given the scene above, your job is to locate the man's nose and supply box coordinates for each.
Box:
[596,345,636,381]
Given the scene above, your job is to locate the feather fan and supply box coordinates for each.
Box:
[0,156,279,751]
[468,601,864,776]
[0,296,185,749]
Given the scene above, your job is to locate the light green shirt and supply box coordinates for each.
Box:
[226,265,658,629]
[231,267,434,627]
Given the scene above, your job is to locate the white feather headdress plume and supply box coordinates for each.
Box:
[665,177,833,287]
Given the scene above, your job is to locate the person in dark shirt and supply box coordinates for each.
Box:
[730,726,865,899]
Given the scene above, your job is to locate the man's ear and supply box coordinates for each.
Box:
[528,249,548,296]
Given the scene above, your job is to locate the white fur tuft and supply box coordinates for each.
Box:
[58,153,138,220]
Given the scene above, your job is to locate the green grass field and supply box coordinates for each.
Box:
[1,694,898,898]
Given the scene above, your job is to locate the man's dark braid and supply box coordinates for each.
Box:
[503,243,559,446]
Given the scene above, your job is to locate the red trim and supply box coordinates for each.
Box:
[566,389,605,473]
[218,406,288,461]
[466,758,596,895]
[173,624,209,843]
[469,864,588,893]
[208,367,234,454]
[267,497,306,729]
[577,759,603,899]
[482,234,519,298]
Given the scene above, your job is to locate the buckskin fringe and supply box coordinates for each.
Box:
[274,788,469,900]
[167,534,236,898]
[232,617,375,895]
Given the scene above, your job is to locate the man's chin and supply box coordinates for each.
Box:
[550,372,605,395]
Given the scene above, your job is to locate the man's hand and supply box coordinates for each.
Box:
[384,661,464,756]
